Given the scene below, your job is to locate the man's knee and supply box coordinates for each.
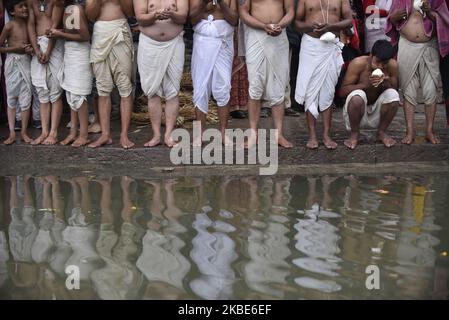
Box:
[348,95,365,111]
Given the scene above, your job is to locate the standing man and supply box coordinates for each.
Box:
[190,0,238,146]
[295,0,352,150]
[86,0,135,149]
[27,0,64,145]
[134,0,188,148]
[386,0,449,144]
[239,0,294,149]
[339,40,400,150]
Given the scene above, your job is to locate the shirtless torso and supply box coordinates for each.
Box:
[399,1,433,43]
[296,0,352,39]
[28,0,62,36]
[249,0,286,24]
[135,0,188,42]
[190,0,237,25]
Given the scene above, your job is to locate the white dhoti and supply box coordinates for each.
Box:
[137,32,185,99]
[58,41,93,111]
[5,53,32,110]
[244,24,290,107]
[343,89,400,131]
[295,34,344,118]
[192,16,234,114]
[31,36,64,104]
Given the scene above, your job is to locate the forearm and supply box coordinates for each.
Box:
[136,12,158,27]
[0,46,26,54]
[170,11,188,25]
[295,20,314,33]
[218,1,238,26]
[339,84,367,98]
[57,32,86,42]
[277,11,294,29]
[239,10,266,30]
[328,18,352,32]
[85,0,101,21]
[27,22,39,52]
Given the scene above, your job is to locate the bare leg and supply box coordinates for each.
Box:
[217,104,233,146]
[88,96,112,148]
[88,96,101,133]
[61,110,78,146]
[120,95,135,149]
[4,107,16,145]
[43,98,63,145]
[32,102,50,145]
[245,98,260,149]
[164,96,179,147]
[424,103,440,144]
[401,100,415,144]
[322,107,337,149]
[72,101,90,147]
[194,108,207,147]
[377,102,399,148]
[20,108,32,143]
[344,96,364,150]
[120,176,135,223]
[145,96,162,147]
[306,111,319,149]
[272,102,293,148]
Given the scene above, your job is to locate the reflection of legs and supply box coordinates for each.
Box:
[76,177,92,221]
[306,177,317,208]
[97,179,113,225]
[23,176,33,208]
[272,178,291,209]
[377,102,399,147]
[9,177,18,209]
[322,176,337,210]
[163,180,182,221]
[272,103,293,148]
[120,95,135,149]
[164,96,179,147]
[48,176,64,219]
[145,96,162,147]
[145,180,164,230]
[120,176,135,224]
[242,177,258,211]
[42,177,53,211]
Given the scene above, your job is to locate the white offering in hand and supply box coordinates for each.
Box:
[414,0,424,14]
[320,32,336,42]
[371,68,384,77]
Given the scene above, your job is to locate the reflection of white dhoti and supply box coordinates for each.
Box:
[192,16,234,113]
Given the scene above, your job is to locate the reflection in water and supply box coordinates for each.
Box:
[0,173,448,300]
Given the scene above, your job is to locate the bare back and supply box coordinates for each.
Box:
[96,0,127,21]
[400,1,433,43]
[249,0,285,24]
[138,0,186,42]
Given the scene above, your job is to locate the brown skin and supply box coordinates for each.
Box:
[86,0,136,149]
[238,0,295,149]
[339,55,399,150]
[134,0,188,148]
[295,0,352,150]
[48,3,91,148]
[389,0,439,145]
[0,2,33,145]
[190,0,238,146]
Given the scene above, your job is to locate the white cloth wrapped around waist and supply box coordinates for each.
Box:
[137,32,185,99]
[295,34,344,118]
[58,41,93,96]
[5,53,32,93]
[30,36,64,90]
[90,18,134,64]
[192,16,234,113]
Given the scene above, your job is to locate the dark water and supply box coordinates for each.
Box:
[0,173,448,300]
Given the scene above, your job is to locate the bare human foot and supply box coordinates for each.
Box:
[3,134,16,145]
[144,136,161,147]
[60,132,77,146]
[277,135,293,148]
[306,138,319,150]
[323,136,337,150]
[426,132,440,144]
[71,137,90,148]
[401,131,415,145]
[31,133,48,145]
[43,134,58,145]
[344,132,358,150]
[164,136,177,148]
[88,122,101,134]
[21,133,32,144]
[88,135,112,148]
[120,135,135,149]
[378,132,396,148]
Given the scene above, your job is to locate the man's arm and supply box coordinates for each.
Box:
[189,0,205,24]
[379,60,398,91]
[27,0,41,56]
[48,5,90,42]
[277,0,294,29]
[85,0,101,22]
[323,0,353,32]
[218,0,239,26]
[119,0,134,17]
[133,0,160,26]
[238,0,266,30]
[295,0,315,33]
[338,59,365,98]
